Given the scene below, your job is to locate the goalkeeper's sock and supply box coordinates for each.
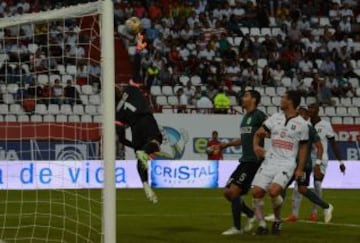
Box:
[241,200,255,218]
[137,159,148,182]
[304,189,329,209]
[231,197,242,230]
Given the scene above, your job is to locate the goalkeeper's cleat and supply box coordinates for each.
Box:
[271,221,282,235]
[136,150,149,169]
[143,182,158,204]
[221,226,243,235]
[324,204,333,224]
[264,214,275,222]
[285,214,298,222]
[253,226,269,236]
[309,213,318,222]
[244,216,256,232]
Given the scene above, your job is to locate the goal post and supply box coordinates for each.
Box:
[0,0,116,242]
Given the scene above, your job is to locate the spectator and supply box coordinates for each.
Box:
[270,63,285,86]
[145,63,160,88]
[27,79,43,100]
[41,81,53,105]
[196,90,213,113]
[176,88,188,113]
[206,130,223,160]
[64,79,81,105]
[319,56,336,75]
[52,78,63,104]
[16,82,28,104]
[213,88,230,114]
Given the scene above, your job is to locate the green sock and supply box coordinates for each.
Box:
[304,189,329,209]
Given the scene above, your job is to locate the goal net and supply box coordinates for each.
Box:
[0,1,116,242]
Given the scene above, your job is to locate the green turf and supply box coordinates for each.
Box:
[0,189,359,242]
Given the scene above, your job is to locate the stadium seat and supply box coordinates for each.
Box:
[318,106,325,116]
[35,104,47,115]
[272,96,281,106]
[250,27,260,36]
[162,86,174,96]
[324,107,336,116]
[17,114,29,122]
[254,86,264,95]
[117,24,125,34]
[85,105,98,115]
[0,104,8,114]
[62,74,73,84]
[331,116,342,124]
[89,94,101,105]
[150,86,162,96]
[276,87,286,96]
[167,95,179,106]
[48,104,59,114]
[348,107,359,116]
[261,27,271,36]
[232,85,241,93]
[0,84,6,94]
[306,97,317,105]
[68,114,80,122]
[7,83,19,94]
[257,58,267,69]
[4,114,16,122]
[336,107,347,116]
[319,17,330,26]
[9,104,24,114]
[271,27,281,36]
[267,106,278,115]
[229,96,238,106]
[57,64,66,75]
[30,114,42,122]
[21,64,30,74]
[190,75,201,85]
[2,94,14,104]
[43,114,55,122]
[281,77,292,88]
[353,97,360,106]
[357,88,360,96]
[257,106,266,113]
[49,74,61,84]
[97,105,102,114]
[233,37,242,46]
[261,96,272,106]
[240,27,249,35]
[56,114,68,123]
[303,77,313,89]
[179,75,190,86]
[128,46,136,56]
[269,17,276,26]
[265,87,276,96]
[340,97,352,107]
[37,74,49,85]
[315,59,322,68]
[93,115,102,123]
[80,95,89,105]
[155,95,168,106]
[355,117,360,124]
[81,84,94,95]
[343,117,354,125]
[81,115,92,122]
[60,104,73,115]
[73,105,85,115]
[27,43,38,54]
[226,37,234,46]
[66,65,77,75]
[349,78,359,88]
[331,97,340,106]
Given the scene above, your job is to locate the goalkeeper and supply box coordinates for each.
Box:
[115,82,162,204]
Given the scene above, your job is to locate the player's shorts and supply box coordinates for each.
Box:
[251,159,296,191]
[131,114,162,150]
[226,162,261,195]
[286,167,312,188]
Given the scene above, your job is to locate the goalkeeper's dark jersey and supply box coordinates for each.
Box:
[240,109,267,163]
[297,124,321,171]
[115,86,152,126]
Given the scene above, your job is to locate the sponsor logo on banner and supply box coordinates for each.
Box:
[55,144,87,160]
[150,160,218,188]
[156,126,189,160]
[331,125,360,160]
[193,137,242,155]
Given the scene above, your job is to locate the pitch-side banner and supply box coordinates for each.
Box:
[0,160,358,189]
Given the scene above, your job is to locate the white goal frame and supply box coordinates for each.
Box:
[0,1,116,242]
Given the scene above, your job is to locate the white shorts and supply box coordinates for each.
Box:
[312,159,328,175]
[251,159,297,191]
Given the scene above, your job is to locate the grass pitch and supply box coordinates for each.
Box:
[0,189,359,242]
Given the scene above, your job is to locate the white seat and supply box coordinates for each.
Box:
[229,96,238,106]
[331,97,340,106]
[261,27,272,36]
[21,64,30,74]
[68,114,80,122]
[355,117,360,124]
[60,104,73,115]
[62,74,73,84]
[257,58,268,69]
[233,37,243,46]
[48,104,59,114]
[250,27,261,36]
[85,105,98,114]
[271,27,281,36]
[261,96,272,106]
[324,107,336,116]
[7,83,19,94]
[4,114,16,122]
[93,115,102,123]
[28,43,38,54]
[321,116,330,122]
[0,104,8,114]
[179,75,190,86]
[0,84,7,94]
[156,95,168,106]
[353,97,360,106]
[162,86,174,96]
[306,97,317,105]
[340,97,352,107]
[319,17,330,26]
[117,24,125,34]
[73,104,84,114]
[265,87,276,96]
[49,74,61,84]
[343,117,354,125]
[272,96,281,106]
[167,95,178,106]
[257,106,266,113]
[226,37,234,46]
[10,104,24,114]
[336,107,347,116]
[349,78,359,88]
[2,94,14,104]
[43,114,55,122]
[66,65,77,75]
[80,95,89,105]
[97,105,102,114]
[81,114,92,122]
[318,107,325,116]
[81,84,94,95]
[281,77,292,88]
[303,77,313,88]
[56,114,68,123]
[30,114,42,122]
[57,64,66,75]
[276,87,286,96]
[190,75,201,85]
[35,104,47,114]
[17,114,29,122]
[331,116,342,124]
[89,94,101,105]
[37,74,49,85]
[150,86,162,96]
[128,46,136,56]
[267,106,278,115]
[240,27,249,35]
[254,86,264,95]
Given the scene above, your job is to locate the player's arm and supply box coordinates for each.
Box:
[313,139,323,179]
[328,137,346,174]
[220,139,241,149]
[253,126,269,159]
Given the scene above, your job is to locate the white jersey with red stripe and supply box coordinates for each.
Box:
[263,112,309,165]
[311,119,336,162]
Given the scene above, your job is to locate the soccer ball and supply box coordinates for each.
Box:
[125,16,142,35]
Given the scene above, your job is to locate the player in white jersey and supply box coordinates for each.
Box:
[251,90,309,235]
[307,103,346,221]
